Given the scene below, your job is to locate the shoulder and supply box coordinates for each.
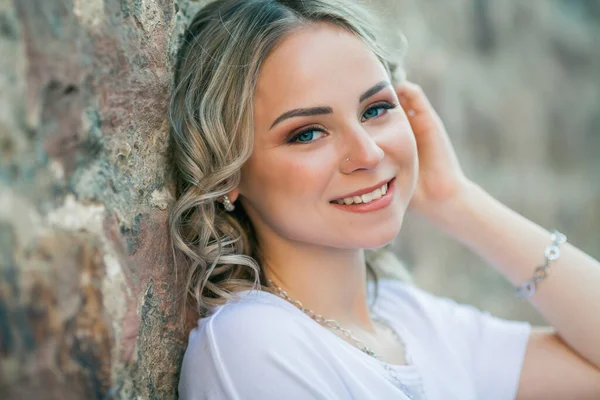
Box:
[377,278,531,396]
[185,290,309,359]
[178,290,347,399]
[375,277,531,351]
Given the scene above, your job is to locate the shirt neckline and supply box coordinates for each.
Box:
[233,280,418,371]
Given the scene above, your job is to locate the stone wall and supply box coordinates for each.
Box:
[1,0,598,398]
[1,0,194,398]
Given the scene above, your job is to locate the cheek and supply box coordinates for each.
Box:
[240,150,334,241]
[274,159,322,197]
[244,150,331,205]
[396,130,418,166]
[380,118,418,165]
[379,121,419,193]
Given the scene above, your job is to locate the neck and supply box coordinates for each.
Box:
[261,237,376,333]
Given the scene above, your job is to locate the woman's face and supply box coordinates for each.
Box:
[236,23,418,250]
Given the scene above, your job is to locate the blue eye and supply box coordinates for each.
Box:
[288,128,325,144]
[361,102,397,122]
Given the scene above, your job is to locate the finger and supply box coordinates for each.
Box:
[395,81,435,116]
[396,81,445,132]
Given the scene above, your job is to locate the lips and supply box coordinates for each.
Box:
[330,177,395,202]
[329,177,396,212]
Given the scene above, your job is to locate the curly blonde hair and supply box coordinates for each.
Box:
[167,0,411,319]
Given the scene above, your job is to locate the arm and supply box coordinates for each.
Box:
[395,81,600,398]
[435,181,600,399]
[519,326,600,399]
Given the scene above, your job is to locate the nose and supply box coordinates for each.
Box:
[341,125,384,172]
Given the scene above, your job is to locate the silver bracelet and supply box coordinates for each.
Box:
[516,229,567,298]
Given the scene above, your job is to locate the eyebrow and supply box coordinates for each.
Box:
[269,80,392,130]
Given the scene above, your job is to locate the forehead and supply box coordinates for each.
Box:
[253,23,389,125]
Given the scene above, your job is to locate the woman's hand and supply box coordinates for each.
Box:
[395,81,473,224]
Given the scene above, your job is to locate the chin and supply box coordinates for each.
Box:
[360,236,399,250]
[354,221,403,250]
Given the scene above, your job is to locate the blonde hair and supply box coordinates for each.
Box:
[167,0,411,319]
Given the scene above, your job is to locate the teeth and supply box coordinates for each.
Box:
[334,182,389,205]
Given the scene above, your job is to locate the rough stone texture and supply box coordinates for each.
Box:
[0,0,201,398]
[0,0,598,398]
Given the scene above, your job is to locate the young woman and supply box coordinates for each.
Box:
[167,0,600,398]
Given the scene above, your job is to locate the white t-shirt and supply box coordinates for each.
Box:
[178,278,531,400]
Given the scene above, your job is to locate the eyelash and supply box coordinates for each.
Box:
[286,101,399,145]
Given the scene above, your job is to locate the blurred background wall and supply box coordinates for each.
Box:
[380,0,600,325]
[1,0,598,398]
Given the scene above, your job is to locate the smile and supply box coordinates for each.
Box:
[332,181,388,205]
[329,178,396,213]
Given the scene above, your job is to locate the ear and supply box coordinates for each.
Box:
[226,188,241,203]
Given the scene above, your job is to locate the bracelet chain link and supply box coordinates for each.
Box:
[516,229,567,298]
